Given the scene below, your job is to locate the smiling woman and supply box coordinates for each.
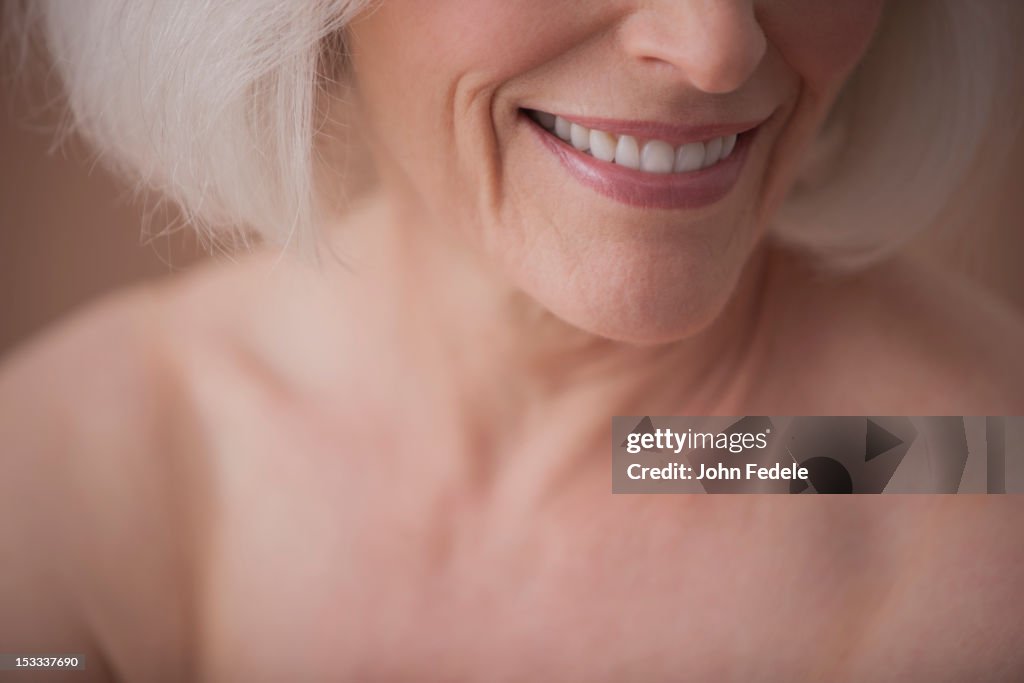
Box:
[2,1,1023,682]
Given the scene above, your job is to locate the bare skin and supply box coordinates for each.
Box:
[2,195,1023,681]
[6,0,1024,679]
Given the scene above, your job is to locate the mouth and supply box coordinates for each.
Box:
[521,107,765,209]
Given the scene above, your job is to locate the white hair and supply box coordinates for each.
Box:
[774,1,1022,269]
[11,0,372,254]
[8,0,1022,266]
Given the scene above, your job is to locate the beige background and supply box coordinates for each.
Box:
[2,49,1022,357]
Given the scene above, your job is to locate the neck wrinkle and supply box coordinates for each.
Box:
[337,191,775,451]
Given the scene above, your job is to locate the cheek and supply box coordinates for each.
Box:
[759,0,885,91]
[347,0,591,196]
[401,0,588,78]
[350,0,588,98]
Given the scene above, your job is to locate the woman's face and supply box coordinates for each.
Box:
[347,0,884,343]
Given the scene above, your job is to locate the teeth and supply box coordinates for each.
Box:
[640,140,675,174]
[569,123,590,151]
[535,111,741,175]
[702,137,724,168]
[721,133,737,159]
[589,129,617,162]
[554,115,572,141]
[673,142,705,173]
[614,135,640,170]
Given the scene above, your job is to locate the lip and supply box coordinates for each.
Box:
[524,111,762,210]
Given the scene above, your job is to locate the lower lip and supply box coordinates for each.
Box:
[525,115,756,210]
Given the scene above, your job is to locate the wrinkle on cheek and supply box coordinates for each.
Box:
[758,0,885,90]
[450,75,507,224]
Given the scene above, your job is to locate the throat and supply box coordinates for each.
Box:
[330,192,774,449]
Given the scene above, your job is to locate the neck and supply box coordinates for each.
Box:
[330,192,773,452]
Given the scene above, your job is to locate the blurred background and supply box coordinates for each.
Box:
[1,46,203,354]
[2,38,1022,357]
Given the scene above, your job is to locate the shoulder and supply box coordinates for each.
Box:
[0,282,181,477]
[0,253,317,680]
[0,262,225,456]
[0,248,380,679]
[0,282,191,679]
[759,250,1024,413]
[0,244,366,459]
[151,247,380,402]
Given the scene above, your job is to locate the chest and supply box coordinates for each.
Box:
[190,424,1024,682]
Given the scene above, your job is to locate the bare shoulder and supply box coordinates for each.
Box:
[0,249,374,681]
[761,251,1024,413]
[149,247,381,402]
[0,281,196,680]
[0,250,336,681]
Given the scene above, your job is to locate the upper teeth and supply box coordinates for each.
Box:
[534,112,738,174]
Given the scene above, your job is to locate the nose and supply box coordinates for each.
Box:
[619,0,767,94]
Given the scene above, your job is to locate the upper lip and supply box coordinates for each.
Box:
[524,108,769,146]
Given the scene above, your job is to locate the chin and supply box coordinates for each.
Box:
[514,247,748,346]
